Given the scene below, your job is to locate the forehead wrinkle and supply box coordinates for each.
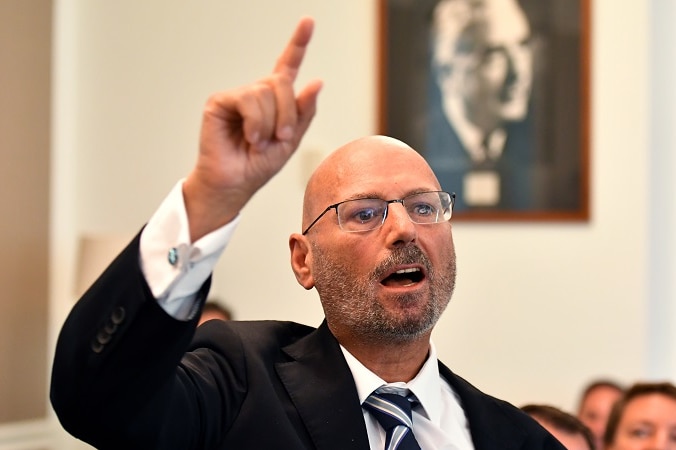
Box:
[345,188,442,202]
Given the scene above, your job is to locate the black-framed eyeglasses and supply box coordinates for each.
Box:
[302,191,456,235]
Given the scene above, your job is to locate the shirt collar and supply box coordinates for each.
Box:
[340,342,443,424]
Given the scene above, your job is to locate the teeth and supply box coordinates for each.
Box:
[395,268,420,274]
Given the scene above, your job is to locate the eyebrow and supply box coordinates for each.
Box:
[340,189,438,202]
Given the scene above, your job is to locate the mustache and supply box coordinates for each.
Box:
[371,246,432,280]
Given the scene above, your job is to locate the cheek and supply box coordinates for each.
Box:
[314,240,372,276]
[424,228,455,263]
[436,225,455,249]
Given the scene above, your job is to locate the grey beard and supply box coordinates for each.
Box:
[312,244,456,343]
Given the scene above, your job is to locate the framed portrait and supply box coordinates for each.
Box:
[378,0,590,221]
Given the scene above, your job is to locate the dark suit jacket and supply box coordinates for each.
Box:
[51,234,564,450]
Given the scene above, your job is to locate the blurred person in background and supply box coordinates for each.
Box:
[198,300,233,325]
[577,379,624,450]
[523,403,595,450]
[603,381,676,450]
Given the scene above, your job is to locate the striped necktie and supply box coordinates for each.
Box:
[363,388,421,450]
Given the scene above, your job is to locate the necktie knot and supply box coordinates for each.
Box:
[363,387,421,450]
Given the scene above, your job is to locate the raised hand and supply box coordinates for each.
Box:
[183,17,322,242]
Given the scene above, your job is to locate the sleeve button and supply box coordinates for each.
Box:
[111,307,126,325]
[104,321,118,334]
[97,330,112,345]
[91,339,104,354]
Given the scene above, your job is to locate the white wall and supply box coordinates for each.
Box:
[46,0,672,447]
[648,0,676,380]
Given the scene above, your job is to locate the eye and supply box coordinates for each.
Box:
[628,427,652,439]
[353,208,379,223]
[340,200,386,225]
[411,202,436,217]
[582,412,599,421]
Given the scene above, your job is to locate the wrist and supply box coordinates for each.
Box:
[182,175,241,242]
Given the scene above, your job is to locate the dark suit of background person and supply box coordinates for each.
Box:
[50,17,565,450]
[425,98,537,211]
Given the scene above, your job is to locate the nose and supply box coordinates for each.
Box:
[504,43,531,83]
[648,430,671,450]
[383,202,417,247]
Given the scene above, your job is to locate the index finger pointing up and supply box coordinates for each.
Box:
[273,16,315,81]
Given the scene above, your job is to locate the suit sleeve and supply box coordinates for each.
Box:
[49,232,236,450]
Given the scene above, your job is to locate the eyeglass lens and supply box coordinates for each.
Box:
[336,192,452,232]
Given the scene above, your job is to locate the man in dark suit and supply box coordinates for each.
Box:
[50,17,565,450]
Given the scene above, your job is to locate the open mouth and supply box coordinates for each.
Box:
[380,267,425,287]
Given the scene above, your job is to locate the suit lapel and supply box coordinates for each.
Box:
[439,362,528,450]
[276,321,370,450]
[275,326,533,450]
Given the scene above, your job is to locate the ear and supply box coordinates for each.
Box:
[289,233,315,290]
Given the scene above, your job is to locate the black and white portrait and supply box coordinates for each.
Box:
[380,0,589,219]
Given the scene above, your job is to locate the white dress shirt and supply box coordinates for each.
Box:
[341,345,474,450]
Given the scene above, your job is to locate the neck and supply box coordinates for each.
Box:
[336,331,432,383]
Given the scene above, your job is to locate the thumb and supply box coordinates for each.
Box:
[295,79,323,136]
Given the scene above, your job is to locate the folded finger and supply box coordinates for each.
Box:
[238,84,276,147]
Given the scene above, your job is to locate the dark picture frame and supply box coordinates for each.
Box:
[378,0,590,221]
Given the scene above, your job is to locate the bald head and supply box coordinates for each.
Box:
[302,136,442,232]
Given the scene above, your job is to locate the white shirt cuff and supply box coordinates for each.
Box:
[139,179,239,320]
